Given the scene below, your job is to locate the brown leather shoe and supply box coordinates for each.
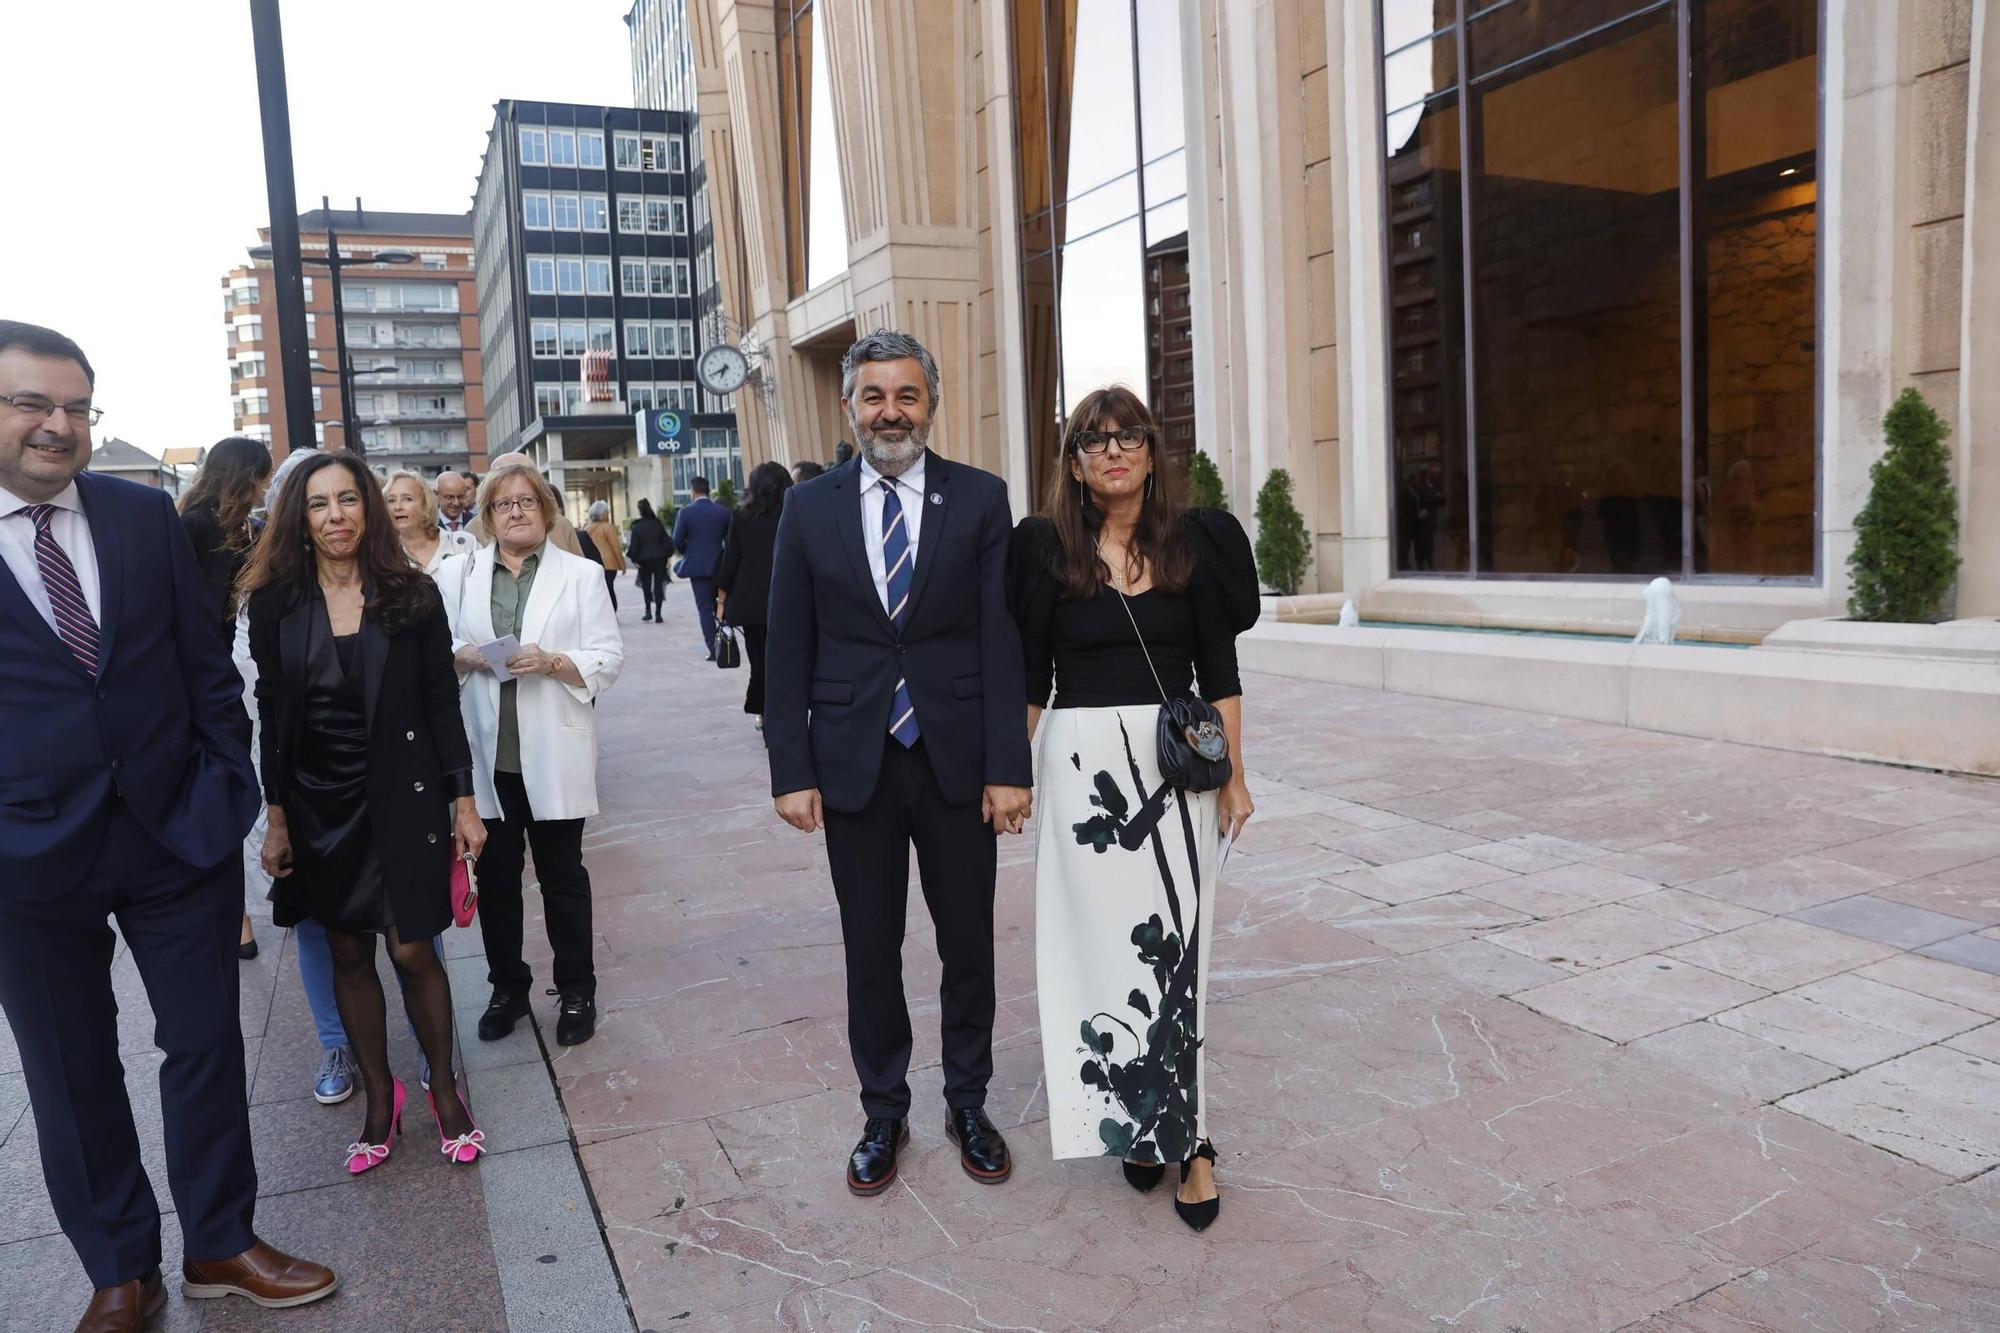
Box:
[74,1270,165,1333]
[181,1240,337,1309]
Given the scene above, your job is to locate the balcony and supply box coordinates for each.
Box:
[341,291,460,315]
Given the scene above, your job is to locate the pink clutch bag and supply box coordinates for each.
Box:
[451,855,478,928]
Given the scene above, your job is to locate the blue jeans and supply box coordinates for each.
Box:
[293,919,438,1051]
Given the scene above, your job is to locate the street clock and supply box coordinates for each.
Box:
[696,344,749,396]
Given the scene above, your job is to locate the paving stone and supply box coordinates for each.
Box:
[1323,851,1517,905]
[1626,1021,1840,1106]
[1919,931,2000,976]
[1788,893,1982,949]
[1948,1022,2000,1062]
[1513,957,1767,1043]
[1467,861,1664,918]
[1454,833,1607,875]
[1781,1046,2000,1178]
[1678,853,1901,914]
[1875,858,2000,927]
[1854,953,2000,1017]
[1661,917,1900,992]
[1624,887,1767,934]
[1715,974,1987,1071]
[1488,902,1711,973]
[1331,893,1530,955]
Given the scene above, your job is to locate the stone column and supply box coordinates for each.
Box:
[1957,0,1999,615]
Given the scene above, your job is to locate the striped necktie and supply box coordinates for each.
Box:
[18,504,100,674]
[879,478,920,748]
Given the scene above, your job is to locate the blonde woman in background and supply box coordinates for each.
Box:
[386,469,477,576]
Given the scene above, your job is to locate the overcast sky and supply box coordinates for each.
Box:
[6,1,635,457]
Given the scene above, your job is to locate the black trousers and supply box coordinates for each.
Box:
[601,568,619,609]
[0,803,256,1287]
[635,559,670,607]
[477,769,596,999]
[742,624,768,716]
[823,737,997,1119]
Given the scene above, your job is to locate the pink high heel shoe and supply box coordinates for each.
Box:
[429,1087,486,1164]
[345,1077,405,1176]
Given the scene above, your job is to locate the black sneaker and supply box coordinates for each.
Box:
[476,988,530,1042]
[551,989,596,1046]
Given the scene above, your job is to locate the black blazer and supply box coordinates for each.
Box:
[247,583,474,923]
[715,508,780,626]
[625,515,672,563]
[764,452,1033,811]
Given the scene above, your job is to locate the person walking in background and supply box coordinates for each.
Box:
[0,321,336,1328]
[1008,385,1259,1232]
[177,435,273,962]
[585,499,626,610]
[434,470,474,535]
[437,463,624,1048]
[765,330,1034,1197]
[385,469,476,576]
[791,460,825,485]
[240,452,489,1177]
[672,475,731,658]
[625,496,673,623]
[715,461,791,732]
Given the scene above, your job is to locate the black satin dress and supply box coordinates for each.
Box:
[270,604,391,933]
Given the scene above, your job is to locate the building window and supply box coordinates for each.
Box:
[522,192,552,230]
[588,320,614,352]
[552,193,581,230]
[549,129,577,167]
[519,126,547,165]
[670,199,687,235]
[581,194,609,231]
[621,259,648,296]
[644,198,674,235]
[625,320,652,357]
[534,382,563,417]
[629,384,655,411]
[580,131,606,169]
[614,132,642,170]
[653,321,676,359]
[617,195,645,232]
[526,257,556,294]
[563,383,587,414]
[585,258,612,295]
[1375,0,1819,579]
[560,321,587,357]
[556,257,585,295]
[532,320,559,358]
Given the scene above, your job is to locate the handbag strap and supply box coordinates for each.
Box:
[1107,576,1173,709]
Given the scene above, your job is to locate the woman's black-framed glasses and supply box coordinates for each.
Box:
[1069,427,1149,455]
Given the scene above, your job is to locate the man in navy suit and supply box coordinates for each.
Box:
[672,474,732,657]
[0,323,335,1330]
[765,330,1034,1196]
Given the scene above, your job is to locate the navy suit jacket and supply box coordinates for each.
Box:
[0,472,257,899]
[764,452,1033,811]
[672,497,732,579]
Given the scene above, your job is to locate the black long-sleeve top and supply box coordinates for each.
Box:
[1007,508,1260,710]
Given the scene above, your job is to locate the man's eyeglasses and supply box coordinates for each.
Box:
[1,393,103,426]
[491,495,543,516]
[1069,427,1149,455]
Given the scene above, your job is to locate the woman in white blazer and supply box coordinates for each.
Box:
[437,462,623,1048]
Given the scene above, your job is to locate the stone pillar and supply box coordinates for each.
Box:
[1956,0,1999,615]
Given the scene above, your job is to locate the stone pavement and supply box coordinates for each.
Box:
[571,581,2000,1332]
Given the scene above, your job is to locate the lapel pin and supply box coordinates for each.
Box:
[929,493,942,505]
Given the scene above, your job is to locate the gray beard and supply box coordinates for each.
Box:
[855,419,929,477]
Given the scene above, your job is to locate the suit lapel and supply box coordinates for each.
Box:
[359,605,390,735]
[280,594,312,730]
[832,462,896,638]
[904,451,949,627]
[76,475,124,669]
[0,555,85,676]
[519,545,561,645]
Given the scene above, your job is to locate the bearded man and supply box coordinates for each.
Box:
[763,329,1034,1196]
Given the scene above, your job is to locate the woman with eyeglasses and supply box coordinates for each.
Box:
[434,463,623,1050]
[1007,386,1259,1231]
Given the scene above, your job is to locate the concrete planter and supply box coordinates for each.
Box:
[1759,616,2000,663]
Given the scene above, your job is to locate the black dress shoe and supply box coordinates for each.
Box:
[476,988,530,1042]
[847,1116,910,1196]
[551,989,596,1046]
[1121,1158,1167,1192]
[944,1107,1012,1184]
[237,937,259,961]
[1175,1140,1220,1232]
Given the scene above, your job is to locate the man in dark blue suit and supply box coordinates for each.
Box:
[0,323,335,1331]
[672,474,732,657]
[765,330,1034,1197]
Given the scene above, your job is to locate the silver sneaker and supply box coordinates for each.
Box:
[313,1046,355,1105]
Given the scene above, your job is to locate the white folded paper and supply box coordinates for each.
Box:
[478,635,521,682]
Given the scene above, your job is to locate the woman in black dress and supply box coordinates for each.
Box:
[625,497,674,623]
[240,453,489,1175]
[1009,386,1259,1231]
[715,461,791,728]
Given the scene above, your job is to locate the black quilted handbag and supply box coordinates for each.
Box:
[1112,587,1232,793]
[714,622,742,670]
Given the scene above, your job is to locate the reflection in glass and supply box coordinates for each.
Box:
[806,7,846,290]
[1060,219,1148,416]
[1698,0,1816,575]
[1467,0,1660,75]
[776,6,811,297]
[1473,13,1683,575]
[1383,0,1456,53]
[1385,36,1456,113]
[1065,0,1140,200]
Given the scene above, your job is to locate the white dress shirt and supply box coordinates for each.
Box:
[857,454,926,616]
[0,480,103,634]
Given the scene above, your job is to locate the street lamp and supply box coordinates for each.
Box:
[250,208,414,456]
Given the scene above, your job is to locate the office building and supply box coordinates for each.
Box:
[220,204,487,471]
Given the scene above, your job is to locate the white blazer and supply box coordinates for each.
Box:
[421,528,479,576]
[437,541,624,821]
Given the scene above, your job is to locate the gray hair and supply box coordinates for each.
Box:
[840,329,940,407]
[261,446,318,513]
[588,499,610,522]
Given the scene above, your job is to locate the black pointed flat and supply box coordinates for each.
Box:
[1121,1158,1167,1192]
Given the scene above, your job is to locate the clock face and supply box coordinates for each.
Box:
[697,345,749,395]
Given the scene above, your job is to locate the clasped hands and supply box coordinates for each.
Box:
[454,641,564,678]
[775,784,1034,836]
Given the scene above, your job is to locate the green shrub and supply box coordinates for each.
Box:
[714,477,739,510]
[1187,450,1227,510]
[1847,387,1961,623]
[1253,468,1311,596]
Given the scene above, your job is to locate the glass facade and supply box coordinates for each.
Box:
[776,2,850,297]
[1012,0,1190,499]
[1381,0,1818,579]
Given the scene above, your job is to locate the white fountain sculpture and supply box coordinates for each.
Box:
[1338,600,1360,628]
[1633,577,1682,646]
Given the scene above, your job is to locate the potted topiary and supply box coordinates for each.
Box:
[1187,449,1227,511]
[1253,467,1311,597]
[714,476,739,510]
[1847,387,1961,623]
